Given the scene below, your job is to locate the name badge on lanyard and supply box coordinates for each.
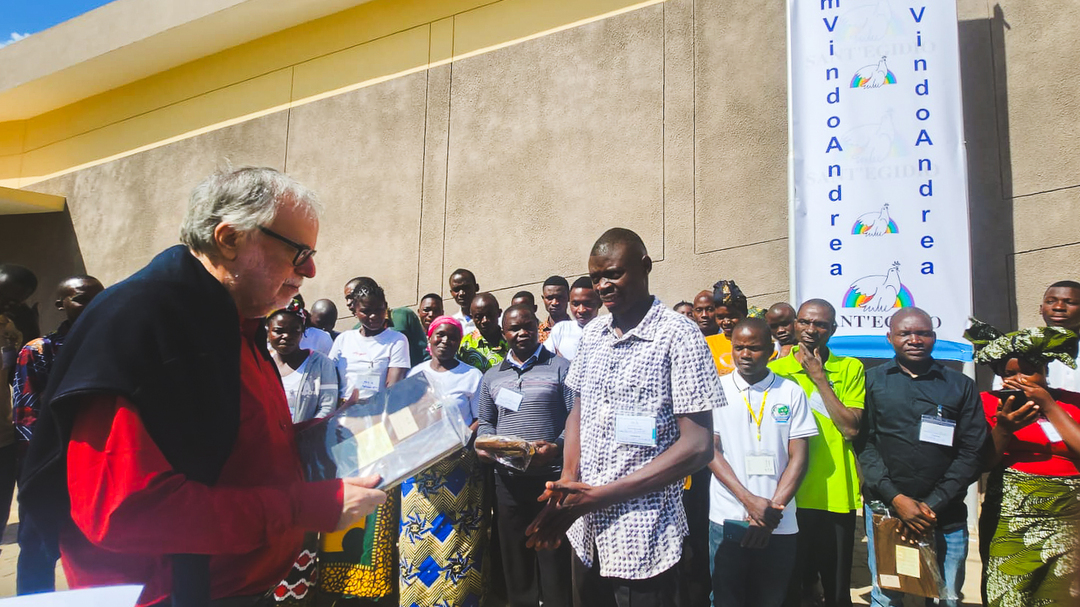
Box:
[919,413,955,447]
[1039,419,1063,443]
[743,378,777,475]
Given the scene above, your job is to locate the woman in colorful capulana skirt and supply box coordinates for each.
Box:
[398,315,487,607]
[266,301,343,605]
[321,278,411,605]
[965,320,1080,606]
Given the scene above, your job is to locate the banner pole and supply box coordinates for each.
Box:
[785,0,797,304]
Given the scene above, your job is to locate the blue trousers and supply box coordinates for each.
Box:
[709,521,797,607]
[864,504,967,607]
[16,503,58,595]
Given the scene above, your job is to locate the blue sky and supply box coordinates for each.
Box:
[1,0,114,46]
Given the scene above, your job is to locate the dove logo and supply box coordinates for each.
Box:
[842,262,914,312]
[839,0,904,42]
[851,56,897,88]
[842,112,904,163]
[851,204,898,235]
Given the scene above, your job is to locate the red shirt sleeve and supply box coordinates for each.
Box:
[67,394,343,555]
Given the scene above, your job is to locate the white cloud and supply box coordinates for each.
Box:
[0,32,30,48]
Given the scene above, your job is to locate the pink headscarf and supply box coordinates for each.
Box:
[426,315,463,339]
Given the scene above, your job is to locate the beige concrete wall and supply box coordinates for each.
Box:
[4,0,1077,348]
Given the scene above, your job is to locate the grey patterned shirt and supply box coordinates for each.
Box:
[565,297,726,579]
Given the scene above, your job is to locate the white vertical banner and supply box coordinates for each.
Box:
[788,0,973,361]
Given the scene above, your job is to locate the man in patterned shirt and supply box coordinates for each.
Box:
[526,228,725,607]
[459,292,509,372]
[13,274,104,594]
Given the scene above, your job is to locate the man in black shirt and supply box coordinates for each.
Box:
[858,307,987,607]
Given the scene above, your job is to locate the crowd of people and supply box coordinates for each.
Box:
[0,166,1077,607]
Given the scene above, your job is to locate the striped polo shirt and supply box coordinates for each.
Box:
[476,345,574,476]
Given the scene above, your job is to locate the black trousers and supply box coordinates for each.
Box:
[674,467,711,607]
[571,548,678,607]
[493,472,572,607]
[783,508,855,607]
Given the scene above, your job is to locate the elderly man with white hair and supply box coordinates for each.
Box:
[19,167,386,607]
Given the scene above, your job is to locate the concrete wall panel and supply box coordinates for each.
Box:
[1012,189,1080,255]
[1012,243,1080,329]
[694,0,788,254]
[23,112,288,289]
[418,61,453,300]
[444,5,665,290]
[284,72,428,309]
[995,1,1080,197]
[651,239,790,311]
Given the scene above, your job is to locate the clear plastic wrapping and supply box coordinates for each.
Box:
[867,501,945,599]
[474,435,535,471]
[296,373,470,489]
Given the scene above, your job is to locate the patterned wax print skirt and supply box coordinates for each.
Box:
[317,490,400,603]
[270,533,319,606]
[980,467,1080,607]
[398,448,488,607]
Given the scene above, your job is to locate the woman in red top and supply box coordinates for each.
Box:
[966,321,1080,607]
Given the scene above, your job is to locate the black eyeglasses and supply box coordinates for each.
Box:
[259,226,316,267]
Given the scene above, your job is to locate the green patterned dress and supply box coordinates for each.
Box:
[980,469,1080,607]
[979,390,1080,607]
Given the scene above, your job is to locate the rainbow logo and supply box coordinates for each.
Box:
[850,57,897,89]
[851,219,898,235]
[851,71,896,88]
[842,285,915,309]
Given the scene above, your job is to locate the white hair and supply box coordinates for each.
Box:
[179,166,321,256]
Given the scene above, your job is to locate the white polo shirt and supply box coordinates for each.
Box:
[452,311,476,337]
[543,319,586,361]
[300,327,334,356]
[710,370,818,535]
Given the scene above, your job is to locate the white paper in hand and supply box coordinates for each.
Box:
[0,585,143,607]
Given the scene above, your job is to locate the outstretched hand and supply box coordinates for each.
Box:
[525,479,606,550]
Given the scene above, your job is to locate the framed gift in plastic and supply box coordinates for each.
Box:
[296,373,470,489]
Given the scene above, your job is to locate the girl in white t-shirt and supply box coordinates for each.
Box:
[320,277,410,602]
[328,277,411,404]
